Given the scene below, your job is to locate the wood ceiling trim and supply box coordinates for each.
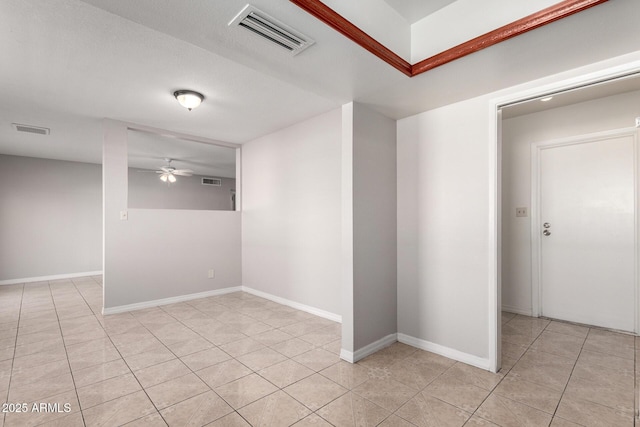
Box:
[289,0,413,76]
[411,0,608,76]
[290,0,608,78]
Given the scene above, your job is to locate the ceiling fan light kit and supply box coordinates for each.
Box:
[155,158,193,184]
[173,90,204,111]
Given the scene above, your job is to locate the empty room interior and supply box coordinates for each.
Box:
[1,0,640,426]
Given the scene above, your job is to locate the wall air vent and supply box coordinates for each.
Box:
[229,5,315,56]
[202,177,222,186]
[12,123,50,135]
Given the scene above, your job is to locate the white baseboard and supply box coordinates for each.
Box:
[340,333,397,363]
[0,271,103,286]
[397,333,491,371]
[501,305,533,317]
[241,286,342,323]
[102,286,242,315]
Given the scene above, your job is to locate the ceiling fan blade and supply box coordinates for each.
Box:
[173,169,193,176]
[159,166,173,173]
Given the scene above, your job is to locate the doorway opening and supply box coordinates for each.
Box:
[492,68,640,373]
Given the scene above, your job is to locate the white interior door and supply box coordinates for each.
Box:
[539,133,636,332]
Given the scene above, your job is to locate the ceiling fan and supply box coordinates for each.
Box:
[155,158,193,183]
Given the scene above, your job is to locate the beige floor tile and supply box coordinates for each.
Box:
[441,363,502,391]
[13,336,65,358]
[322,339,341,355]
[299,330,340,347]
[352,378,416,412]
[258,359,314,388]
[8,371,75,403]
[220,338,266,358]
[160,390,233,426]
[65,337,115,357]
[196,359,253,389]
[563,374,634,415]
[550,417,583,427]
[493,374,562,414]
[583,330,634,360]
[83,390,157,427]
[165,336,213,357]
[377,414,416,426]
[530,331,585,359]
[73,358,130,388]
[236,347,287,371]
[476,394,552,427]
[384,359,441,391]
[179,346,231,371]
[465,416,505,426]
[293,413,334,426]
[318,361,371,390]
[239,390,310,426]
[509,349,575,391]
[423,374,490,413]
[270,338,315,358]
[575,349,634,374]
[215,373,279,409]
[9,359,70,387]
[251,329,293,346]
[501,341,528,360]
[77,372,141,409]
[4,389,80,427]
[122,412,168,426]
[293,348,340,372]
[37,411,85,427]
[404,350,457,372]
[555,395,633,427]
[206,412,251,426]
[317,391,389,427]
[12,347,68,370]
[134,358,191,388]
[123,346,175,371]
[68,346,121,371]
[395,392,471,427]
[284,373,347,411]
[545,321,589,338]
[145,373,209,410]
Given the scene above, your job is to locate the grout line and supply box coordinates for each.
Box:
[2,283,24,427]
[47,280,86,427]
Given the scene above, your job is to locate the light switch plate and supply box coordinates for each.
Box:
[516,207,528,217]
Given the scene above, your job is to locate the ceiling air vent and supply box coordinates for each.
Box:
[202,177,222,186]
[229,5,315,56]
[12,123,50,135]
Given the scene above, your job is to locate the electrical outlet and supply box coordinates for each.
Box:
[208,269,215,279]
[516,207,528,217]
[120,210,128,221]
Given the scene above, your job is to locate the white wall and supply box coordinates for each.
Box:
[502,89,640,315]
[128,168,235,211]
[0,154,101,281]
[397,51,640,371]
[351,103,397,351]
[242,109,342,317]
[397,96,491,363]
[103,121,242,310]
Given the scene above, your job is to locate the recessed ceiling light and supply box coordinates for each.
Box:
[540,96,553,102]
[173,90,204,111]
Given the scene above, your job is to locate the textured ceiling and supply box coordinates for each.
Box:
[383,0,457,24]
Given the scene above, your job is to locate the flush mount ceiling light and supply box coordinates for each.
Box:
[173,90,204,111]
[540,96,554,102]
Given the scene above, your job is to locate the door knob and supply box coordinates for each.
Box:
[543,230,551,236]
[543,223,551,228]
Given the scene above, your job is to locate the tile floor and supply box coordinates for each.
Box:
[0,277,637,426]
